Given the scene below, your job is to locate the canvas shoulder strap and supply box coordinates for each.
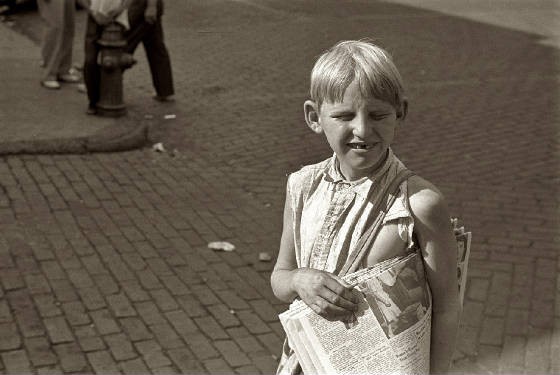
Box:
[339,168,415,276]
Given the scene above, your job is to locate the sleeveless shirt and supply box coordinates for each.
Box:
[287,148,416,273]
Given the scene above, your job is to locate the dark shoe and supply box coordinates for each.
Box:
[86,106,97,115]
[153,95,175,102]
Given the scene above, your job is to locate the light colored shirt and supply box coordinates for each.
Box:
[287,149,415,273]
[90,0,129,29]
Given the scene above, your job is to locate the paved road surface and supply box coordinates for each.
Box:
[0,1,558,374]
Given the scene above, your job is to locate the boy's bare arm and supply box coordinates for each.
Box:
[409,176,460,374]
[270,191,299,303]
[271,186,361,321]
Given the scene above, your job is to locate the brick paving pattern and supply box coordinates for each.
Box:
[0,0,559,374]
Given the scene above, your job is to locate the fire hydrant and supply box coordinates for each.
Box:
[96,22,136,117]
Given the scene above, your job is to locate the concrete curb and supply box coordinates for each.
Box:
[0,114,150,155]
[0,18,152,156]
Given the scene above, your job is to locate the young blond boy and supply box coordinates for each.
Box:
[271,40,460,374]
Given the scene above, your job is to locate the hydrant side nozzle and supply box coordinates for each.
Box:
[100,55,118,69]
[120,53,137,70]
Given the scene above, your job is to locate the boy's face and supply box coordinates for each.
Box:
[305,80,403,181]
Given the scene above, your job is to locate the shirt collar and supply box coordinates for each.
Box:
[322,148,396,198]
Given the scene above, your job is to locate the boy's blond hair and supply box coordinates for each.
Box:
[310,40,405,113]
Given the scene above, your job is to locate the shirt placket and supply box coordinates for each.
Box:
[309,183,356,271]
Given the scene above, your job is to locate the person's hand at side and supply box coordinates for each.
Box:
[144,0,157,24]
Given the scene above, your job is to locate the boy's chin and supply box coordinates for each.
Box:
[350,155,388,174]
[339,162,383,181]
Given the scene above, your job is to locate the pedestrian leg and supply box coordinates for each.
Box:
[56,0,76,78]
[141,20,174,98]
[38,0,64,82]
[83,15,102,111]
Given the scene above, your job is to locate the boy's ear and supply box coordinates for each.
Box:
[304,100,322,134]
[397,98,408,122]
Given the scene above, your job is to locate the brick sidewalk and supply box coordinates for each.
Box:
[1,0,559,374]
[0,151,285,374]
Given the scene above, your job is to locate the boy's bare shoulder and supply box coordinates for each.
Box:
[407,175,449,222]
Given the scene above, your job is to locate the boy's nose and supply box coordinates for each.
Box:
[351,115,373,138]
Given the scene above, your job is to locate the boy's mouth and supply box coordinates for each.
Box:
[347,142,374,150]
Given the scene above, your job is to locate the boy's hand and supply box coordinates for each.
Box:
[292,268,362,321]
[144,6,157,24]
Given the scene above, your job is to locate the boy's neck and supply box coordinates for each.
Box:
[335,148,392,182]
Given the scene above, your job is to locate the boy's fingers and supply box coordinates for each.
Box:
[309,302,340,320]
[320,285,358,311]
[324,276,361,304]
[331,274,352,288]
[310,300,353,321]
[331,275,362,302]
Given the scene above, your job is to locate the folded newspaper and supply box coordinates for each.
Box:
[279,218,471,375]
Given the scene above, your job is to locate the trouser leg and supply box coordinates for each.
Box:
[38,0,63,79]
[37,0,48,63]
[142,20,174,97]
[83,15,102,107]
[57,0,75,75]
[38,0,75,79]
[126,19,174,97]
[124,20,146,55]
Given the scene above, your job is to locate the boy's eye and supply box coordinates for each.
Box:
[370,113,390,121]
[332,113,354,121]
